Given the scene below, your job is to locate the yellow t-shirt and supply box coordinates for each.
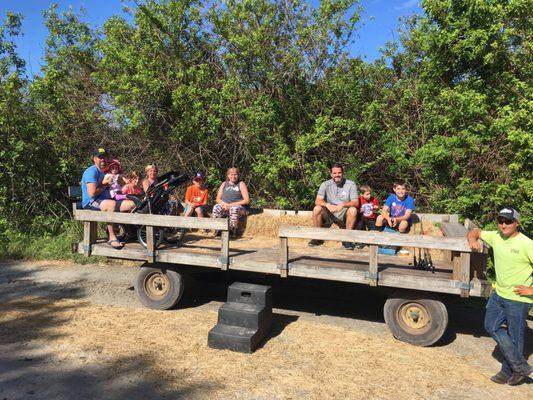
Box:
[481,231,533,303]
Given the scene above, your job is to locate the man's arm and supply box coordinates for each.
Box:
[315,195,337,213]
[347,185,359,209]
[467,228,482,251]
[315,195,328,207]
[86,182,109,198]
[86,173,110,198]
[339,199,359,209]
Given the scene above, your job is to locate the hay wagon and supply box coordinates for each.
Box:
[72,200,490,347]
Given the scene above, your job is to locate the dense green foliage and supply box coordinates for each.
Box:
[0,0,531,259]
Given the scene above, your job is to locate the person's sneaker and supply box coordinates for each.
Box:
[489,371,510,384]
[355,243,366,249]
[342,242,355,250]
[308,239,324,247]
[507,372,527,386]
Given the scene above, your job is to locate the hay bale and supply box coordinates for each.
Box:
[242,214,313,238]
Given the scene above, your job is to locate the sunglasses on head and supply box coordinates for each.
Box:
[497,217,515,225]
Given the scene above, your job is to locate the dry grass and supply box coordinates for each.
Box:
[242,214,313,238]
[1,296,527,400]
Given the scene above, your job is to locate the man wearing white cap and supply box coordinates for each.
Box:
[468,207,532,385]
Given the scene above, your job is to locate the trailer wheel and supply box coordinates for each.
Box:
[384,290,448,346]
[134,265,185,310]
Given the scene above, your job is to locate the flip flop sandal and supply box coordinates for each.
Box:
[107,239,123,249]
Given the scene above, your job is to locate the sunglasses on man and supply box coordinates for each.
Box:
[497,217,515,225]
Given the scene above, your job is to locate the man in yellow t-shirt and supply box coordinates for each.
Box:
[468,207,532,385]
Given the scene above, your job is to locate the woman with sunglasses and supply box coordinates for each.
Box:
[468,207,532,386]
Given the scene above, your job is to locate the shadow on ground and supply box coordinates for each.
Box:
[0,351,216,400]
[0,292,217,400]
[0,262,85,304]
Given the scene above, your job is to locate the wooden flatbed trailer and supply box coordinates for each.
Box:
[73,208,491,346]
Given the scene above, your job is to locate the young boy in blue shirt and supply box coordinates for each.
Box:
[376,180,415,233]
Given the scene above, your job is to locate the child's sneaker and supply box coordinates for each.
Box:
[342,242,355,250]
[308,239,324,247]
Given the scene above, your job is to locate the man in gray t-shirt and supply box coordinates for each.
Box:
[309,163,359,249]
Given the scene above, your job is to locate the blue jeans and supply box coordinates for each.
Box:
[484,292,531,376]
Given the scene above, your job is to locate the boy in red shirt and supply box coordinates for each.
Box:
[355,185,380,248]
[357,185,380,229]
[184,172,208,217]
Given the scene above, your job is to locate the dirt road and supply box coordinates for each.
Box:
[0,260,531,399]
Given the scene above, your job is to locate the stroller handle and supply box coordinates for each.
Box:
[167,173,189,186]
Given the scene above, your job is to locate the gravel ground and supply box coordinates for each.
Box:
[0,260,531,399]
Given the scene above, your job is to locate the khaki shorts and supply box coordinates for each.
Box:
[323,207,347,228]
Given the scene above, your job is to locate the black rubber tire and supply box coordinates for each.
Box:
[383,290,448,346]
[134,265,185,310]
[137,226,165,249]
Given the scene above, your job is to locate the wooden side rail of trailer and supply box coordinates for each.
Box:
[278,226,490,298]
[73,208,491,347]
[73,208,231,268]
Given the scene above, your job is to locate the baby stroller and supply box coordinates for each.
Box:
[117,171,189,248]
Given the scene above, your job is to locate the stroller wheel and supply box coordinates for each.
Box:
[137,226,165,249]
[116,224,135,243]
[164,227,186,244]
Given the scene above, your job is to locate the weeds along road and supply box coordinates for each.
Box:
[0,260,531,399]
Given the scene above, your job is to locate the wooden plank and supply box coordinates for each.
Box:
[368,245,378,286]
[156,251,219,267]
[146,226,155,263]
[452,251,461,280]
[441,222,468,237]
[289,264,370,284]
[378,274,462,295]
[279,237,288,277]
[79,242,148,260]
[441,222,468,262]
[74,209,229,230]
[279,226,471,252]
[219,231,230,270]
[231,260,280,274]
[82,221,98,256]
[460,252,471,297]
[463,218,477,230]
[415,213,459,223]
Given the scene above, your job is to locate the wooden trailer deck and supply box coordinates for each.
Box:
[74,209,492,299]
